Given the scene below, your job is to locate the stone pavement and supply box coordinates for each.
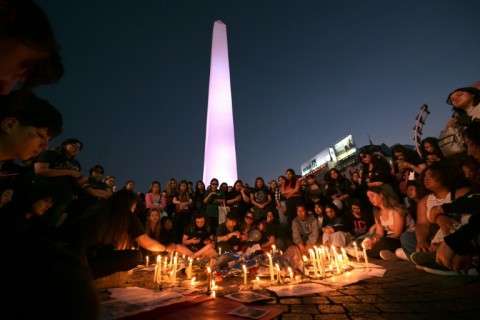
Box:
[120,258,480,320]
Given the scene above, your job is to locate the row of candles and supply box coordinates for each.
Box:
[150,242,370,289]
[266,243,369,281]
[151,252,193,285]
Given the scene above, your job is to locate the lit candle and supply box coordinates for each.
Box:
[186,258,193,279]
[362,243,369,270]
[218,247,221,255]
[157,256,162,283]
[267,253,274,281]
[243,264,247,285]
[275,263,281,282]
[171,256,178,285]
[271,244,276,254]
[163,258,167,271]
[302,256,309,276]
[315,247,324,277]
[325,246,331,261]
[207,267,212,293]
[336,254,343,274]
[341,247,349,269]
[169,251,174,269]
[353,242,360,262]
[146,256,149,267]
[308,249,318,278]
[191,276,196,286]
[288,267,293,283]
[153,264,158,283]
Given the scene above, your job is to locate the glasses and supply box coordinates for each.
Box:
[246,216,254,220]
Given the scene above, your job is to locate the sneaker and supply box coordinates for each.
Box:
[410,251,436,266]
[380,250,399,261]
[395,248,409,261]
[422,262,479,276]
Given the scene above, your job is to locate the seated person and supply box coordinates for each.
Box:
[215,211,241,252]
[264,209,286,251]
[58,190,174,279]
[182,212,216,259]
[347,199,374,241]
[292,204,319,255]
[322,203,354,248]
[237,210,259,247]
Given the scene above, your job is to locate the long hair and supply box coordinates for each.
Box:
[147,180,161,193]
[286,168,297,188]
[145,207,161,239]
[367,186,405,218]
[96,189,138,250]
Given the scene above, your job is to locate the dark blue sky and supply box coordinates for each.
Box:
[35,0,480,191]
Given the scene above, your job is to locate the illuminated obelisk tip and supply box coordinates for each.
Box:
[203,20,238,185]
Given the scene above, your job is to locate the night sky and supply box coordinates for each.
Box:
[34,0,480,191]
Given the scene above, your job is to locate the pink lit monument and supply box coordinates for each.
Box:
[203,20,238,185]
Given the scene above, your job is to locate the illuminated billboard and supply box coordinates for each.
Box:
[301,149,332,175]
[333,135,356,162]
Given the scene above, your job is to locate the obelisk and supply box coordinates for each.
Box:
[203,20,238,185]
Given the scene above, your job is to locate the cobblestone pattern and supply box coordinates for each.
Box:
[121,258,480,319]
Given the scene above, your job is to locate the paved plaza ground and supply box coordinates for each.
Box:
[114,257,480,320]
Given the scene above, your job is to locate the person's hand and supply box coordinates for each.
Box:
[436,216,460,236]
[165,244,176,252]
[436,241,473,272]
[446,117,457,128]
[416,239,431,252]
[362,238,373,250]
[191,238,201,244]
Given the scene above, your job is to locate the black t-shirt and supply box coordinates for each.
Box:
[183,224,212,252]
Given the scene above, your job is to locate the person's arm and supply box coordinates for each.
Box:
[241,188,251,203]
[291,219,302,246]
[136,233,171,252]
[34,162,82,179]
[388,209,406,239]
[160,193,166,210]
[226,194,241,206]
[415,196,432,252]
[145,193,154,208]
[172,196,180,205]
[83,186,112,199]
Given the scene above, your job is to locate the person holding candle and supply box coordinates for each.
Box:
[58,189,175,279]
[361,186,415,259]
[292,204,319,255]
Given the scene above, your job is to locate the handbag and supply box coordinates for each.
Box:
[438,125,466,157]
[218,203,230,224]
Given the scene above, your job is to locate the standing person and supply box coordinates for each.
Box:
[103,175,116,193]
[226,179,250,219]
[163,178,177,218]
[0,0,63,95]
[172,180,193,243]
[276,175,288,237]
[33,138,85,228]
[193,180,206,215]
[204,178,225,236]
[250,177,272,221]
[144,180,166,212]
[304,174,325,214]
[359,148,397,199]
[281,168,304,239]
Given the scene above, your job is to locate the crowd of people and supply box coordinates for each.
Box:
[1,0,479,319]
